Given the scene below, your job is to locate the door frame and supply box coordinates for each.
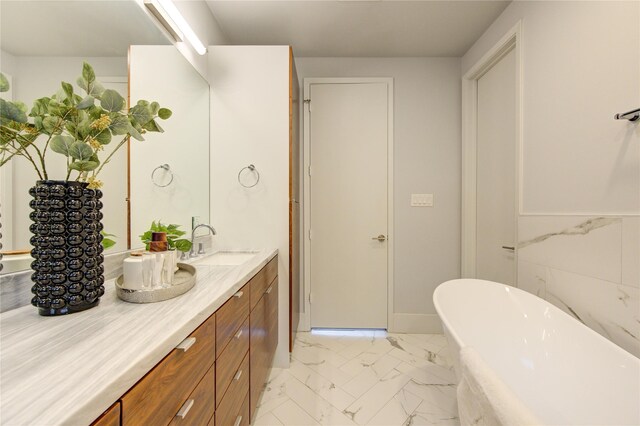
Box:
[301,77,395,331]
[462,21,522,279]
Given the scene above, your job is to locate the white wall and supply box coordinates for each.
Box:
[4,56,128,253]
[463,1,639,215]
[129,46,210,250]
[209,46,291,367]
[0,49,18,75]
[462,1,640,355]
[295,57,462,333]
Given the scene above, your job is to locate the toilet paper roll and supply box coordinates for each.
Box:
[123,256,144,290]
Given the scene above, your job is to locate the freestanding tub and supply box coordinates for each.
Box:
[433,279,640,426]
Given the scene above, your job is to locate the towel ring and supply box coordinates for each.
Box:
[151,164,174,187]
[238,164,260,188]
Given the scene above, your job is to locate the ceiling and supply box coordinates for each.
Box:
[205,0,511,57]
[0,1,170,57]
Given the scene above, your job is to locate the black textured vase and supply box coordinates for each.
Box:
[29,180,105,316]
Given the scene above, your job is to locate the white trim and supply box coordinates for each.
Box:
[462,21,522,279]
[392,313,442,334]
[302,77,395,332]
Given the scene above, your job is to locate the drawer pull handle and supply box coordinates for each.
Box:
[234,369,243,381]
[176,399,194,419]
[265,286,273,294]
[234,415,243,426]
[235,329,243,339]
[234,291,244,298]
[176,337,196,352]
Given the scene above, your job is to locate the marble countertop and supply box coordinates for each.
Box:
[0,248,278,426]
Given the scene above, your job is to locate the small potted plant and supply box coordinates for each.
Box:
[139,221,193,253]
[0,62,172,316]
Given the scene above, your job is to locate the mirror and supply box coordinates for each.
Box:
[129,46,210,250]
[0,1,210,274]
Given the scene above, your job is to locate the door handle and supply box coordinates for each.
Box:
[372,234,386,242]
[501,246,515,251]
[176,337,196,352]
[175,399,194,419]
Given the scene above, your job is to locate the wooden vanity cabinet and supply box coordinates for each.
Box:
[91,402,120,426]
[250,279,279,421]
[92,256,278,426]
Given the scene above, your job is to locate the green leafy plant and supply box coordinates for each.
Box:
[101,231,117,250]
[0,62,172,188]
[140,221,192,252]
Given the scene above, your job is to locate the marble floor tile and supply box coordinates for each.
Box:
[341,355,403,398]
[343,369,412,425]
[254,412,285,426]
[285,374,357,425]
[289,358,356,411]
[340,352,401,379]
[254,331,460,426]
[396,361,456,386]
[256,368,292,417]
[394,334,446,354]
[386,335,449,368]
[403,380,458,418]
[272,399,320,425]
[367,388,423,425]
[293,343,352,369]
[405,400,460,426]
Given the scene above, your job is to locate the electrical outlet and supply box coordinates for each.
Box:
[411,194,434,207]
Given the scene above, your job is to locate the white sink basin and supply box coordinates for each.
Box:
[194,251,257,266]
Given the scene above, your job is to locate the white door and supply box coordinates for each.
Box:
[476,48,517,285]
[308,81,389,329]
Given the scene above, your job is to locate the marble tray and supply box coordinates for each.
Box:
[115,263,197,303]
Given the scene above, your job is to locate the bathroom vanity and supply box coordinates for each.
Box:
[0,249,278,426]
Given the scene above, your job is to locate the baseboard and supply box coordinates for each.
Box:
[390,313,443,334]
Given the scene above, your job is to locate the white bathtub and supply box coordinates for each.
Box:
[433,279,640,426]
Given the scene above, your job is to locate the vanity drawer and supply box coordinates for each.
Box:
[216,388,249,426]
[169,364,215,426]
[218,351,249,412]
[249,256,278,310]
[122,314,216,426]
[216,283,250,358]
[216,317,250,407]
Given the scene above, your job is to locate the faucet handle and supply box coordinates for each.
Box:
[197,243,205,255]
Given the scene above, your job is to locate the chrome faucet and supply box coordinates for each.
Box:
[187,224,217,259]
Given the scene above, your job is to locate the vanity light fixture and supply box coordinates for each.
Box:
[144,0,207,55]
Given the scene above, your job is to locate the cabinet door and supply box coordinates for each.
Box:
[91,402,120,426]
[265,280,279,356]
[217,283,250,358]
[169,364,215,426]
[250,291,267,421]
[249,278,278,421]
